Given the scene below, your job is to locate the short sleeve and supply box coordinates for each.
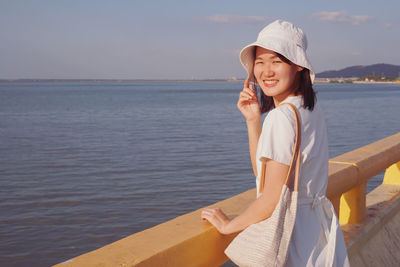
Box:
[258,106,296,166]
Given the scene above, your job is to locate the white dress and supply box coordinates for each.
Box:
[255,96,350,267]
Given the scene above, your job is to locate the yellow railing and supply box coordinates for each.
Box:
[55,132,400,267]
[327,132,400,224]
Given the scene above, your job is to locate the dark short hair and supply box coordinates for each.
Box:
[253,53,316,113]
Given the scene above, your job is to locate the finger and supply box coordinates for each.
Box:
[202,212,220,226]
[249,82,254,90]
[243,87,256,97]
[239,92,253,102]
[202,208,216,213]
[249,83,257,95]
[244,78,250,89]
[201,210,209,221]
[202,208,220,219]
[202,208,217,215]
[240,89,256,101]
[200,210,207,219]
[201,208,216,219]
[239,91,250,98]
[201,211,215,223]
[203,208,225,219]
[202,214,217,227]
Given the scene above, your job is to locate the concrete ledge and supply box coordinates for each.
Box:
[328,132,400,199]
[342,184,400,266]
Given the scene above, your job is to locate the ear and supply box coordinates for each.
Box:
[296,66,304,72]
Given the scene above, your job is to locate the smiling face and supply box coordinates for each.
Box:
[253,47,303,105]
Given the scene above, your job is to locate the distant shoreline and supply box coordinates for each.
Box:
[314,78,400,84]
[1,78,399,84]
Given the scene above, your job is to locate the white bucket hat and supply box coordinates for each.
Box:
[240,19,315,83]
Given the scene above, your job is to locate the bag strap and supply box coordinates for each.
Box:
[258,102,301,194]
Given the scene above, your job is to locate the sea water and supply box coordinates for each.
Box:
[0,81,399,266]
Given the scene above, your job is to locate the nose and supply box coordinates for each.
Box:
[262,64,274,77]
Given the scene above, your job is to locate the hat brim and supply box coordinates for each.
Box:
[239,40,315,83]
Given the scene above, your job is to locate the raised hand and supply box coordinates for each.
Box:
[237,79,261,121]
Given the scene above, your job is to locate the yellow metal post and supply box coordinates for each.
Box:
[339,181,366,224]
[383,162,400,185]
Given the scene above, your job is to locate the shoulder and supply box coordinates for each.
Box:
[264,104,296,128]
[261,105,296,140]
[258,106,296,166]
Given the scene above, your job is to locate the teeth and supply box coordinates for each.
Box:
[264,80,277,85]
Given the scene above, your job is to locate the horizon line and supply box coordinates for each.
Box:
[0,78,245,82]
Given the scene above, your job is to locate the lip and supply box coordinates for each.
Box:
[263,79,278,87]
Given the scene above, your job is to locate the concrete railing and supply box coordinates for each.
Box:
[55,132,400,267]
[327,132,400,224]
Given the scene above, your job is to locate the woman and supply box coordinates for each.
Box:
[201,20,349,266]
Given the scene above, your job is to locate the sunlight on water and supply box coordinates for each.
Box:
[0,81,399,266]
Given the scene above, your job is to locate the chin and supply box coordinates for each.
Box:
[260,88,279,97]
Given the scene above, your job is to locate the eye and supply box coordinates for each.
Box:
[255,60,263,65]
[273,60,282,64]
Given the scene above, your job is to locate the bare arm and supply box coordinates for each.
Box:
[201,159,289,234]
[246,118,261,177]
[237,79,261,177]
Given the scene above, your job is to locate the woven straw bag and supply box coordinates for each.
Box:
[225,103,301,267]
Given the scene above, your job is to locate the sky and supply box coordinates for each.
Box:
[1,0,399,80]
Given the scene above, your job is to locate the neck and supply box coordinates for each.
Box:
[273,92,296,107]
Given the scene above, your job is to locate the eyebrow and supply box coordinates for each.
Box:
[255,55,280,60]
